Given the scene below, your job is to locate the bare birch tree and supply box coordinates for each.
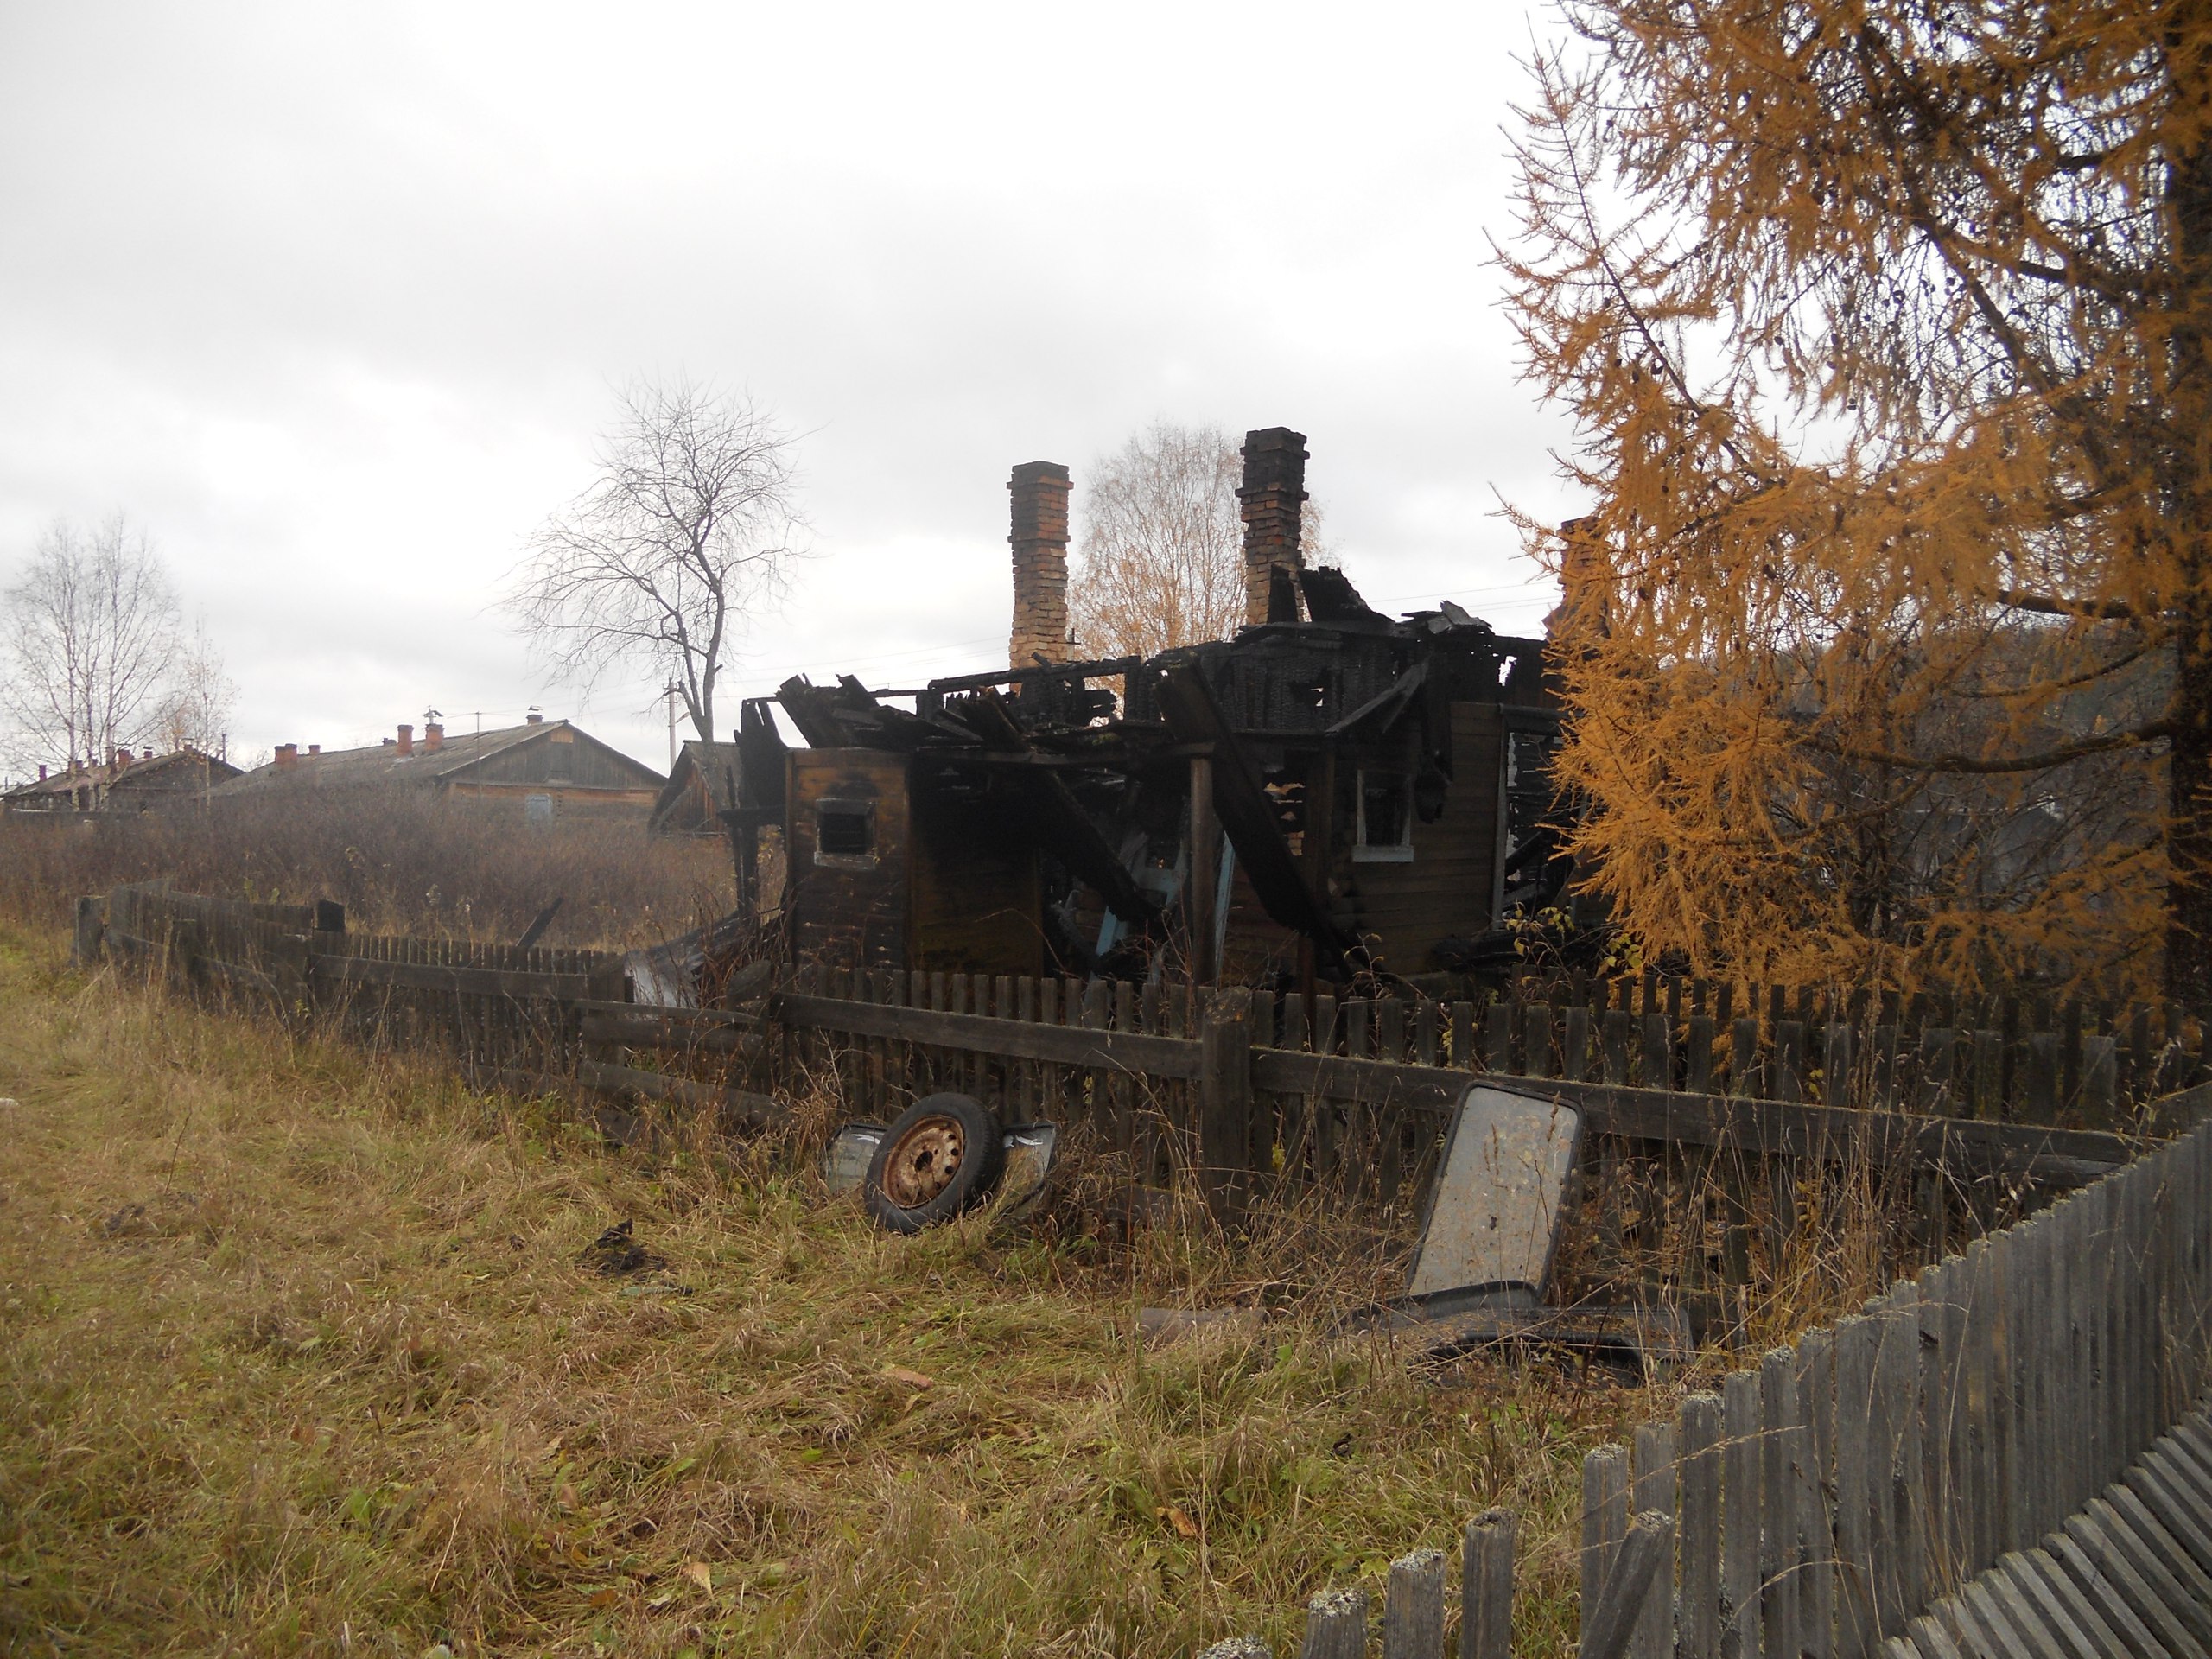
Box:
[508,377,804,746]
[1071,422,1333,658]
[3,515,180,770]
[153,619,238,756]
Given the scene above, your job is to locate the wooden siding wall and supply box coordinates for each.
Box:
[455,728,659,791]
[1333,701,1503,973]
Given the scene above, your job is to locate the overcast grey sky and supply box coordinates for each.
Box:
[0,2,1580,775]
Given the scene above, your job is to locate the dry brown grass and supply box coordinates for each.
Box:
[0,925,1722,1658]
[0,798,734,950]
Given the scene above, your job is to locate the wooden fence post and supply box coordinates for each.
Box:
[1721,1369,1764,1659]
[1299,1587,1368,1659]
[1760,1349,1802,1659]
[1200,988,1253,1220]
[1583,1444,1631,1657]
[1463,1510,1516,1659]
[1582,1512,1676,1659]
[1676,1393,1723,1659]
[72,894,104,967]
[1630,1421,1678,1659]
[1383,1547,1446,1659]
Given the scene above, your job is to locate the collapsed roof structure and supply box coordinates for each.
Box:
[731,429,1567,991]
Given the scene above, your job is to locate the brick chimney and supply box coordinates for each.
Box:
[1238,427,1309,627]
[275,743,298,772]
[308,744,321,757]
[396,723,414,757]
[423,721,444,753]
[525,711,544,725]
[37,765,47,782]
[1008,461,1071,668]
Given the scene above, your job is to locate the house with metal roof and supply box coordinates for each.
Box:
[211,715,664,823]
[3,746,242,814]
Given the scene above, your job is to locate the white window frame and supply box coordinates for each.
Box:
[1351,768,1414,864]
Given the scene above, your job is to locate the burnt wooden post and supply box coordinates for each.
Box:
[1199,986,1253,1219]
[1190,753,1219,985]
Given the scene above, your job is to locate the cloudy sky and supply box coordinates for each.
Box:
[0,2,1580,778]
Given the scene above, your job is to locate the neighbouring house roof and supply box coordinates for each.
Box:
[211,720,665,799]
[3,746,240,805]
[648,740,744,833]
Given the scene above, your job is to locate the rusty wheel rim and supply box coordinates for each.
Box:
[882,1113,966,1208]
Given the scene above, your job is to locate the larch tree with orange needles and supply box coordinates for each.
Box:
[1504,1,2212,1000]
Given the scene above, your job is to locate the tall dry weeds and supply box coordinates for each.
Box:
[0,795,735,949]
[0,926,1675,1657]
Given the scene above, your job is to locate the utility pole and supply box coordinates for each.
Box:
[664,680,682,770]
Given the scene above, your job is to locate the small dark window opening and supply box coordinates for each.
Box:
[817,803,873,859]
[1355,771,1414,861]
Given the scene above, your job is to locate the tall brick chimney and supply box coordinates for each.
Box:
[275,743,298,772]
[1238,427,1309,627]
[396,723,414,757]
[423,721,443,754]
[1007,461,1071,668]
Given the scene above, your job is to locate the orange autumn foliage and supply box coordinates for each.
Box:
[1503,1,2212,999]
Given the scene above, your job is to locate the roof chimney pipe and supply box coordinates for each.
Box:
[1238,427,1309,627]
[396,723,413,757]
[423,721,443,753]
[1007,461,1072,669]
[275,743,298,772]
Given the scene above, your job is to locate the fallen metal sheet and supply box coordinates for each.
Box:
[1403,1082,1582,1306]
[823,1121,1059,1217]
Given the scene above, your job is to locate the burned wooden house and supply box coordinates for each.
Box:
[734,430,1564,990]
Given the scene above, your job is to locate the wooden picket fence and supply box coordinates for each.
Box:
[87,883,780,1130]
[1200,1086,2212,1658]
[772,963,2144,1325]
[1497,967,2205,1127]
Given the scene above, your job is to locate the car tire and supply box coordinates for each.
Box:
[863,1093,1005,1233]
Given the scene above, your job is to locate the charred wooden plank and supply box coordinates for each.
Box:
[1154,664,1357,959]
